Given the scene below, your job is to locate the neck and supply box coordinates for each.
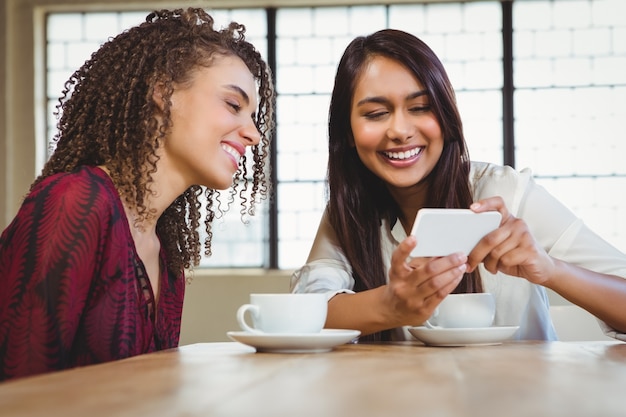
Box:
[387,181,430,234]
[97,164,183,233]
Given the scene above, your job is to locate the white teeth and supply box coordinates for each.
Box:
[222,143,241,164]
[384,147,421,160]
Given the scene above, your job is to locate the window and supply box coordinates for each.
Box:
[45,1,626,270]
[513,0,626,248]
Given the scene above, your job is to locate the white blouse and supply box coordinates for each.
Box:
[291,162,626,341]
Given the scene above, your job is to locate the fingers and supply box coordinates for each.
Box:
[416,256,467,299]
[389,237,467,296]
[467,202,542,277]
[483,224,550,282]
[467,196,515,272]
[481,234,516,274]
[467,226,509,273]
[407,252,467,301]
[389,235,417,278]
[391,236,466,287]
[470,197,510,226]
[385,251,468,326]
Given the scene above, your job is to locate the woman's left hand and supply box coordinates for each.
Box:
[467,196,556,285]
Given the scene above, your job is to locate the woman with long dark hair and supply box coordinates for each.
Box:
[292,29,626,342]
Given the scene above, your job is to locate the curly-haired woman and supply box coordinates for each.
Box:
[0,8,274,380]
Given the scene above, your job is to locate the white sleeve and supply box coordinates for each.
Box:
[473,163,626,340]
[290,209,356,299]
[290,260,355,300]
[518,174,626,277]
[518,172,626,340]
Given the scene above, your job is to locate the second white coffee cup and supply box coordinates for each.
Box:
[237,293,327,334]
[425,292,496,329]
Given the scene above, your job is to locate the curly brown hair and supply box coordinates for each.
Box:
[34,8,275,276]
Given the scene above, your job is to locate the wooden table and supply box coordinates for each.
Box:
[1,340,625,417]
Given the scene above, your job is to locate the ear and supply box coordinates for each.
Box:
[152,81,167,112]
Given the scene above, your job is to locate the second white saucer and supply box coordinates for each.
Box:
[407,325,520,347]
[227,329,361,353]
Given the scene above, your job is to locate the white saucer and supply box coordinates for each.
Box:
[227,329,361,353]
[407,325,519,347]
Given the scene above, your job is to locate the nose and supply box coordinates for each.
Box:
[241,117,261,146]
[386,111,414,142]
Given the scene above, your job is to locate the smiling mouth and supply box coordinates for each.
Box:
[382,147,422,160]
[221,143,242,165]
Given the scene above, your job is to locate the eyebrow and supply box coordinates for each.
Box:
[356,90,428,107]
[225,84,258,120]
[224,84,250,105]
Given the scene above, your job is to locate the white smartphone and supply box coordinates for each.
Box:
[409,208,502,257]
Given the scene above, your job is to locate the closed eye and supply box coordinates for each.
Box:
[227,101,241,112]
[223,84,250,113]
[364,110,389,120]
[409,105,431,113]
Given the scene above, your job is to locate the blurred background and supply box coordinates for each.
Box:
[1,0,624,342]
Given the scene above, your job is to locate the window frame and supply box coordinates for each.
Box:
[19,0,624,269]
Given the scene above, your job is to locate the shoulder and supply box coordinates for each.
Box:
[469,161,532,182]
[27,166,123,221]
[34,166,115,193]
[469,161,535,212]
[469,161,533,188]
[32,166,117,200]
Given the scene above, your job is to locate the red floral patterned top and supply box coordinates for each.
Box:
[0,166,185,380]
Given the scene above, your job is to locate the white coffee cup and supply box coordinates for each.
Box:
[425,293,496,329]
[236,293,327,334]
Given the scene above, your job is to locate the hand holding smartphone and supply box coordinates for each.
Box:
[409,208,502,257]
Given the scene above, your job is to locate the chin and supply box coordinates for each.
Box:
[194,179,229,190]
[197,170,237,190]
[214,177,237,190]
[209,183,232,191]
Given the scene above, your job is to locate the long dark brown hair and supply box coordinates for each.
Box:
[34,8,275,277]
[327,29,482,340]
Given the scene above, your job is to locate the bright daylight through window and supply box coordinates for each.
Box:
[45,1,626,270]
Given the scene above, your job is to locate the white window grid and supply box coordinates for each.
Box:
[45,1,626,270]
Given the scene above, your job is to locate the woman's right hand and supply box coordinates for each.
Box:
[383,235,468,327]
